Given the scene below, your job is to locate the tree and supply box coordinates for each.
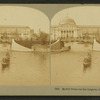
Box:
[38,31,49,44]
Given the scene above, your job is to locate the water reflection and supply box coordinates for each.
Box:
[0,44,50,86]
[33,52,49,63]
[32,52,49,73]
[1,64,10,72]
[51,42,98,86]
[83,64,91,73]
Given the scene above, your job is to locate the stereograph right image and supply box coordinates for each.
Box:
[51,6,100,86]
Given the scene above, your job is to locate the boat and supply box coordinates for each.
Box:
[83,59,91,67]
[11,39,33,52]
[1,57,10,67]
[2,60,10,67]
[1,52,10,67]
[83,52,92,67]
[12,39,50,52]
[11,38,71,53]
[51,46,71,53]
[51,39,71,53]
[93,39,100,51]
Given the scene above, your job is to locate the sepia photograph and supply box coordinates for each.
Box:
[51,6,100,86]
[0,4,100,96]
[0,6,50,86]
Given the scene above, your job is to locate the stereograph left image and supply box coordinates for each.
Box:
[0,6,50,86]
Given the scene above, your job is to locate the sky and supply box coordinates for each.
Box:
[51,6,100,26]
[0,6,49,33]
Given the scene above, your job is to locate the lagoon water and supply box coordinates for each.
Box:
[0,43,50,86]
[1,42,100,86]
[51,42,100,86]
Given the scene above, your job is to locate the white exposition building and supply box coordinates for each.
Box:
[51,16,100,41]
[0,25,32,39]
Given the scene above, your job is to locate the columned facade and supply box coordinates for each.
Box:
[0,25,33,40]
[51,16,77,41]
[51,16,100,41]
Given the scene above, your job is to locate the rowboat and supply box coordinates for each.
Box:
[83,60,91,67]
[1,52,10,67]
[83,53,91,68]
[1,60,10,67]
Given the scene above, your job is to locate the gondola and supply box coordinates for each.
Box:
[83,60,91,67]
[83,54,91,67]
[1,60,10,67]
[1,53,10,67]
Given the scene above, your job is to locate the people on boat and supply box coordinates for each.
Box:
[5,50,10,59]
[83,57,88,63]
[83,51,92,67]
[87,50,91,62]
[2,50,10,63]
[2,57,6,63]
[2,57,9,64]
[6,53,10,59]
[3,55,10,62]
[87,50,91,57]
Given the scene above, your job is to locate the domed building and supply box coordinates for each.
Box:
[51,15,100,41]
[51,16,78,40]
[59,16,76,25]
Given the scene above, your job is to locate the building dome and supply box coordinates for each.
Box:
[59,16,76,25]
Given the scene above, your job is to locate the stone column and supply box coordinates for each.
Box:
[55,28,58,40]
[62,31,64,38]
[59,30,61,38]
[74,27,77,38]
[54,28,56,40]
[64,31,66,38]
[72,30,74,37]
[67,27,69,37]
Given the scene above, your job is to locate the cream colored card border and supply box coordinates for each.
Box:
[0,4,99,96]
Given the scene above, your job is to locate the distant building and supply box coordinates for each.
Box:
[0,25,32,40]
[51,16,100,41]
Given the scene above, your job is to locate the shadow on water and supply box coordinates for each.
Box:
[31,52,49,73]
[34,52,49,61]
[1,64,10,72]
[83,64,91,73]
